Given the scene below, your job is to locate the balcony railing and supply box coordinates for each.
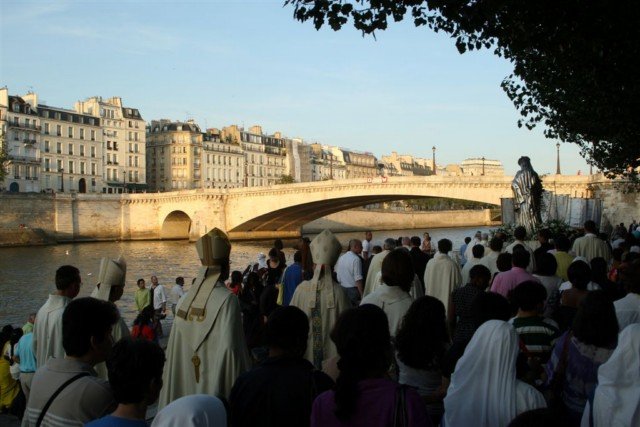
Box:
[9,122,41,131]
[23,138,37,144]
[8,155,41,164]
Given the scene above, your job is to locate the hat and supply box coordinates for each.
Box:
[195,228,231,266]
[310,229,342,266]
[94,256,126,301]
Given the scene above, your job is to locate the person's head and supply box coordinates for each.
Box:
[332,305,391,421]
[55,265,81,298]
[175,276,184,286]
[489,237,504,253]
[268,248,279,262]
[401,237,411,247]
[10,328,23,346]
[423,232,430,239]
[512,281,547,313]
[27,312,36,324]
[349,239,362,255]
[507,409,559,427]
[371,245,382,255]
[584,220,598,234]
[63,297,119,364]
[469,265,491,289]
[381,249,414,292]
[135,305,156,326]
[246,272,261,290]
[620,259,640,294]
[572,290,618,348]
[383,238,397,251]
[266,306,309,357]
[0,325,13,347]
[537,253,558,276]
[612,247,624,263]
[496,252,513,272]
[471,244,485,259]
[137,278,146,289]
[410,236,421,247]
[438,238,452,254]
[464,236,472,245]
[537,228,551,243]
[568,260,591,290]
[293,250,302,264]
[511,248,530,269]
[514,226,527,241]
[395,296,449,370]
[365,231,372,241]
[150,275,158,286]
[107,338,165,407]
[590,257,609,283]
[230,271,243,285]
[475,231,482,240]
[470,292,511,328]
[273,238,284,251]
[554,234,571,252]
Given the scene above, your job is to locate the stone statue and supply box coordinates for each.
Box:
[511,156,543,234]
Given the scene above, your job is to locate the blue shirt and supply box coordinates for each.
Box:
[15,332,37,373]
[85,415,148,427]
[459,243,469,266]
[282,262,303,306]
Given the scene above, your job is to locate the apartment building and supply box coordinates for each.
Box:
[460,157,505,176]
[380,151,432,177]
[202,128,244,189]
[342,150,378,178]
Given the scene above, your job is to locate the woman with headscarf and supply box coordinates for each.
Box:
[443,320,546,427]
[580,324,640,427]
[151,394,226,426]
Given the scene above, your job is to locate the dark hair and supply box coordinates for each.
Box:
[612,247,624,262]
[293,250,302,263]
[175,276,184,285]
[246,272,261,289]
[469,264,491,283]
[507,408,558,427]
[512,281,547,311]
[0,325,14,349]
[381,249,414,292]
[568,261,591,290]
[268,248,279,259]
[396,296,449,370]
[410,236,421,247]
[584,220,597,233]
[512,248,530,269]
[332,305,391,421]
[620,259,640,293]
[537,229,551,240]
[438,238,452,254]
[554,234,571,252]
[496,252,513,272]
[266,306,309,356]
[514,226,527,240]
[63,297,119,357]
[136,278,145,286]
[274,239,284,250]
[231,271,243,284]
[471,244,485,259]
[134,305,155,327]
[489,237,503,252]
[572,291,618,348]
[537,253,558,276]
[471,292,511,327]
[590,257,608,283]
[464,237,472,244]
[372,245,383,254]
[55,265,81,291]
[107,338,165,404]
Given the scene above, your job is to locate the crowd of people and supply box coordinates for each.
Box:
[0,220,639,427]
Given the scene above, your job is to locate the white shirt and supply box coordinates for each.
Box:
[613,293,640,331]
[559,281,600,292]
[362,239,371,254]
[170,284,186,305]
[153,284,167,310]
[335,251,363,288]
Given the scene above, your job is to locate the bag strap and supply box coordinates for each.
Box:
[36,372,90,427]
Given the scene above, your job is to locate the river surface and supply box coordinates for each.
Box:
[0,226,492,327]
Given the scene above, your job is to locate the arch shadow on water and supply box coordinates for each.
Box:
[161,210,192,240]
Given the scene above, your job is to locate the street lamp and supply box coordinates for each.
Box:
[432,146,436,175]
[481,156,485,176]
[556,143,561,175]
[60,167,64,192]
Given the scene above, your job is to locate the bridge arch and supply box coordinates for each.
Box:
[161,210,192,240]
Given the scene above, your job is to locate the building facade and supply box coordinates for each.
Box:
[202,128,244,189]
[460,157,505,176]
[380,151,432,177]
[341,150,378,179]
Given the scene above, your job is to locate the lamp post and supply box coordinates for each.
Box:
[481,156,485,176]
[60,167,64,192]
[556,143,561,175]
[432,146,436,175]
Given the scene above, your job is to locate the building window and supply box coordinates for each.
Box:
[44,140,50,153]
[56,142,62,154]
[80,162,85,175]
[68,161,74,174]
[44,158,50,171]
[56,125,61,136]
[91,163,96,175]
[57,159,63,171]
[80,128,84,139]
[80,145,85,156]
[68,143,73,155]
[91,146,96,158]
[44,123,50,135]
[68,126,73,138]
[90,130,95,141]
[134,156,139,167]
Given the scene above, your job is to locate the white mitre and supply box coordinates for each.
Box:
[91,256,126,301]
[308,229,342,291]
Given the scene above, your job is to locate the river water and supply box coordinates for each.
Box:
[0,226,492,327]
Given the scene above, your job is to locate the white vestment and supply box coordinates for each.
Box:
[581,324,640,427]
[361,283,413,336]
[159,274,250,407]
[290,271,351,367]
[33,294,71,368]
[613,293,640,331]
[152,394,227,427]
[484,250,501,275]
[424,253,462,316]
[505,240,536,273]
[363,250,389,297]
[572,234,611,263]
[461,257,489,285]
[443,320,546,427]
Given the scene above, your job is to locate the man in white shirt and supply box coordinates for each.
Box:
[170,276,186,316]
[362,231,373,260]
[572,220,611,263]
[150,275,167,337]
[505,226,536,273]
[335,239,364,306]
[615,261,640,330]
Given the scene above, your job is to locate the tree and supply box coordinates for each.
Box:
[0,134,8,183]
[277,174,296,184]
[285,1,640,179]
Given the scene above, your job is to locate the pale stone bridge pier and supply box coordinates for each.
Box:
[0,174,617,244]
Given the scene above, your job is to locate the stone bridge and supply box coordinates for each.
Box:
[0,174,605,243]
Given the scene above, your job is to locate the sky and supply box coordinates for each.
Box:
[0,0,591,175]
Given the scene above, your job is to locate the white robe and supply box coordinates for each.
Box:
[363,250,389,297]
[581,324,640,427]
[572,233,611,263]
[361,283,413,336]
[484,250,501,275]
[290,272,351,366]
[443,320,546,427]
[33,294,71,368]
[461,257,490,286]
[424,253,462,316]
[159,280,250,407]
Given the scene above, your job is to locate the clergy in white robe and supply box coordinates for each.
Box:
[572,221,611,263]
[424,239,462,317]
[290,229,351,369]
[363,238,397,297]
[443,320,546,427]
[90,256,130,379]
[581,324,640,427]
[33,265,82,368]
[159,228,251,408]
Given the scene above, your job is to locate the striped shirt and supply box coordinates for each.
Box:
[510,316,560,359]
